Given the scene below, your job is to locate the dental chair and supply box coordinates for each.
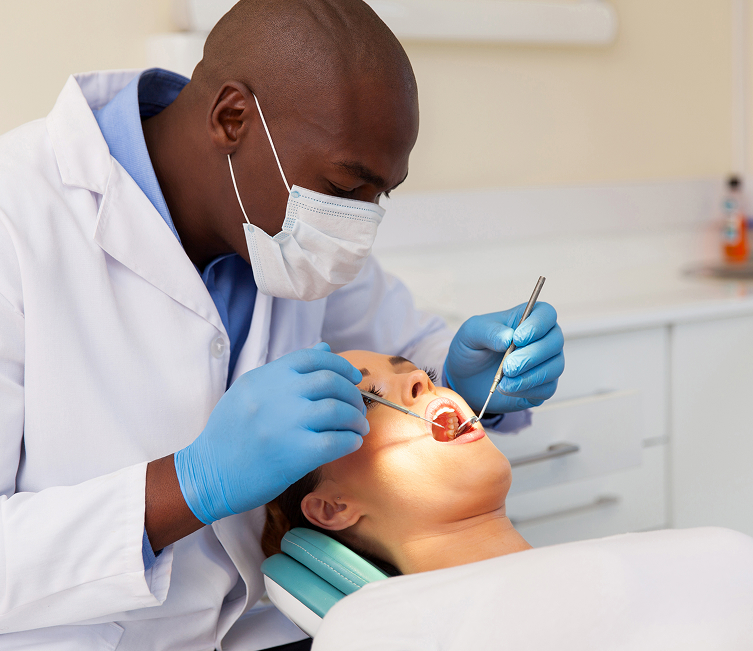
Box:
[260,528,388,637]
[263,527,753,649]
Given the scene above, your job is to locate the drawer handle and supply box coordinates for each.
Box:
[509,495,620,527]
[509,442,580,467]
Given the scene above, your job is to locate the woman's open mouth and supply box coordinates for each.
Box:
[425,397,482,443]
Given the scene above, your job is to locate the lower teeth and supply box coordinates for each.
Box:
[446,415,459,440]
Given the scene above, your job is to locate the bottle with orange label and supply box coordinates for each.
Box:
[722,175,749,264]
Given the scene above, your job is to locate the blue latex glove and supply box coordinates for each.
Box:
[174,342,368,525]
[444,302,565,414]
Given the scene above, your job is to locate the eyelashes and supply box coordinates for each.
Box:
[362,384,384,410]
[423,367,439,384]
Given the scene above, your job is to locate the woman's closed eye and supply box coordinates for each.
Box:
[362,384,384,411]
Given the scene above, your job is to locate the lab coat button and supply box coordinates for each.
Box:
[211,336,227,359]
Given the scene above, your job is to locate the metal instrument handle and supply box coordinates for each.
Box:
[360,390,409,414]
[358,389,442,427]
[508,442,580,467]
[486,275,546,399]
[509,495,620,527]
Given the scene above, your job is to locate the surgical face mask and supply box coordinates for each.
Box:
[228,95,385,301]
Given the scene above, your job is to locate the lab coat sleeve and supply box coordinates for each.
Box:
[0,225,172,633]
[0,463,174,633]
[322,256,530,434]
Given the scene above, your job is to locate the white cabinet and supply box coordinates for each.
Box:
[500,327,669,544]
[670,314,753,536]
[509,445,666,547]
[501,389,642,494]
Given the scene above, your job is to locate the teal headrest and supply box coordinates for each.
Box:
[261,553,345,618]
[261,528,389,620]
[281,528,388,595]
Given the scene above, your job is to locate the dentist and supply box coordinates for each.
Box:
[0,0,564,648]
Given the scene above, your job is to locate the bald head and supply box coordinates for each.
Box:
[195,0,416,117]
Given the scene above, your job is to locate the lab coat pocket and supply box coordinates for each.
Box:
[0,622,125,650]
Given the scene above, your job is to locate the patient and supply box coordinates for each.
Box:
[262,350,531,575]
[263,354,753,647]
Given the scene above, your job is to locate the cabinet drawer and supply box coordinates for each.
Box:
[557,327,668,443]
[493,389,642,494]
[506,444,667,547]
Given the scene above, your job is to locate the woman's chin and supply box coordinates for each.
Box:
[444,445,512,513]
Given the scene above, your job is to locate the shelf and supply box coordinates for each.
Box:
[169,0,618,45]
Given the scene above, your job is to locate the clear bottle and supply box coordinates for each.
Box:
[722,175,749,264]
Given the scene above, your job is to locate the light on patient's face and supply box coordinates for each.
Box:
[320,351,512,545]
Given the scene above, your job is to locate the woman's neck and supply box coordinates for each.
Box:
[394,509,532,575]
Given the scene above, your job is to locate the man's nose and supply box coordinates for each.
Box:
[401,369,431,407]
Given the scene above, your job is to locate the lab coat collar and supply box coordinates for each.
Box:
[95,159,227,333]
[47,71,226,334]
[47,71,142,194]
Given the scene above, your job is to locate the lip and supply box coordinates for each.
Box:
[424,397,484,444]
[444,426,486,445]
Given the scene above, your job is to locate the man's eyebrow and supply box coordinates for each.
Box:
[336,161,409,191]
[359,367,370,377]
[388,355,414,367]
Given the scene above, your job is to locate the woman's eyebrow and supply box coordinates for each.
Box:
[388,356,414,367]
[359,367,371,377]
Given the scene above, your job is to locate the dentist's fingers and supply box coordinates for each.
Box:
[497,353,564,395]
[456,314,515,355]
[496,378,560,405]
[512,302,558,348]
[306,399,371,437]
[287,344,363,385]
[301,369,366,413]
[305,430,365,464]
[503,325,564,378]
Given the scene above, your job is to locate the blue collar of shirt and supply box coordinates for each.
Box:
[93,68,189,243]
[92,68,257,390]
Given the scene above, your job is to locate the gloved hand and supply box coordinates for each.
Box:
[444,303,565,414]
[174,342,368,525]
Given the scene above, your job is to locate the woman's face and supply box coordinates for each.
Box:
[308,350,512,555]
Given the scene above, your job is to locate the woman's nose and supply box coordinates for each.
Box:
[401,369,431,407]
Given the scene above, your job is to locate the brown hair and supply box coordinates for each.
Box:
[261,468,323,557]
[261,467,401,576]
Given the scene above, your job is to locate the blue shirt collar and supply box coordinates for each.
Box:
[93,68,189,243]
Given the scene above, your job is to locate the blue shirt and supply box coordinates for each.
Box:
[93,69,257,385]
[93,69,258,569]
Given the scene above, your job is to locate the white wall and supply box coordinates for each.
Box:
[0,0,741,193]
[0,0,173,135]
[402,0,735,192]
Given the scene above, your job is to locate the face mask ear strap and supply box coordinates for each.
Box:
[228,154,251,225]
[253,94,292,194]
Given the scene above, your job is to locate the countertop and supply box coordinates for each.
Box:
[374,225,753,339]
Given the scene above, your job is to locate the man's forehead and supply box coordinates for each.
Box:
[289,86,416,189]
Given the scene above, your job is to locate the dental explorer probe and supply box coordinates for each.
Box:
[455,276,547,437]
[359,390,445,428]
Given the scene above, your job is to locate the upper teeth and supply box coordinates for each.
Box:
[433,406,460,440]
[433,407,455,419]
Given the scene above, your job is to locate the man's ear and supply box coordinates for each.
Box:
[301,480,363,531]
[208,81,254,153]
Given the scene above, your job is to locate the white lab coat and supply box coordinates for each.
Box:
[0,71,454,650]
